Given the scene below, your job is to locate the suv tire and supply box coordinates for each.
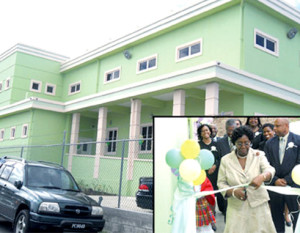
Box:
[14,209,30,233]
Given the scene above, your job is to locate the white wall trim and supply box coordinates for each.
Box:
[60,0,300,72]
[4,77,11,90]
[30,80,42,93]
[45,83,56,96]
[10,126,16,140]
[104,66,121,84]
[175,38,203,62]
[136,54,158,74]
[259,0,300,24]
[21,124,29,138]
[68,81,81,95]
[0,43,69,63]
[60,0,232,72]
[0,61,300,116]
[254,28,279,57]
[105,127,118,155]
[0,129,4,141]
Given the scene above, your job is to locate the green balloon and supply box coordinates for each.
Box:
[197,149,214,170]
[165,149,184,168]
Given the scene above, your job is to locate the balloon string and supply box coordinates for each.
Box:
[168,205,175,225]
[289,196,300,223]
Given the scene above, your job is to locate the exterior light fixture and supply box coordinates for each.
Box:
[123,50,132,59]
[287,28,298,39]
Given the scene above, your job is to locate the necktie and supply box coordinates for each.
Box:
[279,137,285,164]
[228,137,234,151]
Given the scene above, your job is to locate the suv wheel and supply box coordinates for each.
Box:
[14,210,30,233]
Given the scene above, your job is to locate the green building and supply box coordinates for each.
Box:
[0,0,299,197]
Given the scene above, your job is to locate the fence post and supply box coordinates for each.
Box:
[20,147,24,158]
[118,140,126,208]
[61,130,66,166]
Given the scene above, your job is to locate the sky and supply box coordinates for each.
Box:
[0,0,299,59]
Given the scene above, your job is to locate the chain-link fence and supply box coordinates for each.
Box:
[0,138,153,213]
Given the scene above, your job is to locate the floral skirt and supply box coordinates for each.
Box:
[195,198,216,227]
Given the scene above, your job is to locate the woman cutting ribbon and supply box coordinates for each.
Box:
[217,126,276,233]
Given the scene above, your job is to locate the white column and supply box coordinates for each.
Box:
[68,113,80,172]
[127,99,141,180]
[94,107,107,178]
[172,89,185,116]
[205,82,219,115]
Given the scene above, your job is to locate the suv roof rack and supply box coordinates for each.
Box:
[2,156,26,163]
[37,161,63,168]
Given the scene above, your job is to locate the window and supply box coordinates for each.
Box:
[106,128,118,154]
[254,29,279,56]
[1,166,13,180]
[77,138,92,155]
[10,127,16,139]
[45,83,56,95]
[22,124,28,138]
[104,67,121,83]
[137,54,157,73]
[8,163,24,184]
[30,80,42,92]
[69,82,81,95]
[5,77,11,90]
[0,129,4,141]
[176,39,202,61]
[140,125,153,152]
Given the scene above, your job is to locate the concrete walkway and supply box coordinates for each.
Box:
[89,195,153,214]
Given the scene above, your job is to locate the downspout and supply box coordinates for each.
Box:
[95,60,101,93]
[240,0,245,69]
[240,0,245,113]
[28,109,35,160]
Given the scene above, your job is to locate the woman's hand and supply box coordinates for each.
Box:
[232,188,247,201]
[250,174,264,190]
[208,165,216,175]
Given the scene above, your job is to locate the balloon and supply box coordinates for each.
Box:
[171,168,179,177]
[292,164,300,185]
[197,149,215,170]
[165,149,184,168]
[179,159,201,182]
[193,169,207,186]
[180,139,200,159]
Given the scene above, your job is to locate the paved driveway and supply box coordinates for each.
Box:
[89,195,153,214]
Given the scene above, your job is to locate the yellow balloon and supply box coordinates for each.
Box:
[193,169,207,186]
[179,159,201,182]
[292,164,300,185]
[181,139,200,159]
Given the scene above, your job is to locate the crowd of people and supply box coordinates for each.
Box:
[194,117,300,233]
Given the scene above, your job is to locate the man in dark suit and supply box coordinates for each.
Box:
[265,118,300,233]
[216,119,237,216]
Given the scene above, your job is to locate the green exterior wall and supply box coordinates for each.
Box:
[71,156,152,196]
[243,2,300,89]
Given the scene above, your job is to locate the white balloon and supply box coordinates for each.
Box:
[179,159,201,182]
[292,164,300,185]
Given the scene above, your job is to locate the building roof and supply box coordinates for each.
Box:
[0,43,69,63]
[59,0,300,72]
[0,0,299,71]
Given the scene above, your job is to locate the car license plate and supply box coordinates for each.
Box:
[71,223,86,229]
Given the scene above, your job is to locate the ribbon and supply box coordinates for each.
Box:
[171,177,197,233]
[170,181,300,233]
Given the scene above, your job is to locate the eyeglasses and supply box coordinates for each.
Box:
[235,142,251,147]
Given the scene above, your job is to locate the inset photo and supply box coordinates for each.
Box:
[155,116,300,233]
